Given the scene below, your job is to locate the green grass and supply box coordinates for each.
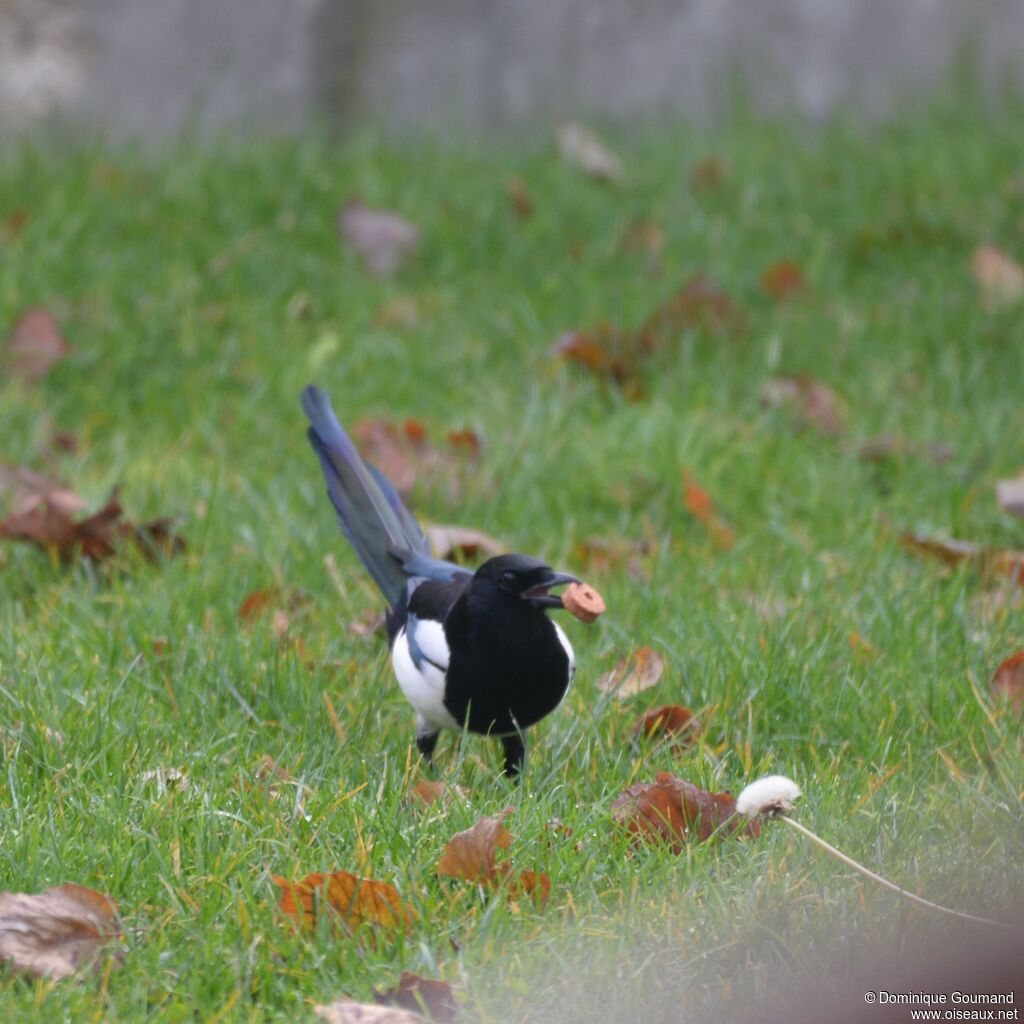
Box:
[2,94,1024,1021]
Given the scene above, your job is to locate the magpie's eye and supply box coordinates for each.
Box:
[501,571,517,587]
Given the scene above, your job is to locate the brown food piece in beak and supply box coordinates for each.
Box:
[563,581,606,623]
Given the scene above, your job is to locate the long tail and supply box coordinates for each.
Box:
[301,385,430,608]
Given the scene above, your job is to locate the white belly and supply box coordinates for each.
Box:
[391,625,460,733]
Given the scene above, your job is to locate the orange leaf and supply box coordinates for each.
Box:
[0,883,121,979]
[899,532,1024,584]
[611,772,760,852]
[760,260,806,301]
[597,647,666,700]
[436,808,513,884]
[631,705,699,748]
[992,652,1024,713]
[238,588,275,621]
[638,273,744,347]
[682,470,735,549]
[407,778,470,808]
[273,871,412,933]
[506,177,533,220]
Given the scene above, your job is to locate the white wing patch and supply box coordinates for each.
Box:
[392,624,459,733]
[553,621,575,683]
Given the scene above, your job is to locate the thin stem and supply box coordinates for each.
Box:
[777,815,1020,932]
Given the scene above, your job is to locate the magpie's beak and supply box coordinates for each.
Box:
[522,570,580,608]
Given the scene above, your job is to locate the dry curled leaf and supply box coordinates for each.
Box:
[611,772,760,852]
[273,871,412,933]
[761,375,848,436]
[339,201,418,277]
[0,883,121,979]
[4,307,70,382]
[315,1002,424,1024]
[374,972,458,1021]
[437,808,513,884]
[506,176,533,220]
[632,705,699,749]
[425,524,507,563]
[996,474,1024,519]
[638,274,744,346]
[760,261,806,301]
[991,652,1024,714]
[971,244,1024,309]
[0,485,183,564]
[597,647,666,699]
[689,156,728,192]
[550,328,631,387]
[899,531,1024,584]
[557,122,622,182]
[682,471,735,549]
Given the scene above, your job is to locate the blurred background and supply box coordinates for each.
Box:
[1,0,1022,138]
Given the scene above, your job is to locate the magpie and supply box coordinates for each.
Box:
[301,385,580,777]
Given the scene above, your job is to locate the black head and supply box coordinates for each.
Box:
[473,554,579,609]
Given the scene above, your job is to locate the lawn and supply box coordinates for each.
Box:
[1,93,1023,1021]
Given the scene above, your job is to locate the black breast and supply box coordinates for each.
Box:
[441,585,571,735]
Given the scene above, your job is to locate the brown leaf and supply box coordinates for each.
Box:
[315,1002,424,1024]
[572,535,653,581]
[338,201,418,277]
[991,652,1024,713]
[239,588,275,621]
[0,883,121,979]
[4,307,70,382]
[407,779,470,808]
[506,177,533,220]
[556,122,622,182]
[424,524,507,563]
[445,428,481,456]
[639,274,744,348]
[611,772,760,852]
[0,485,183,564]
[682,471,735,549]
[375,296,421,331]
[971,244,1024,309]
[2,208,31,242]
[760,261,806,301]
[761,375,848,436]
[374,972,458,1021]
[996,474,1024,519]
[349,607,387,638]
[436,808,513,884]
[632,705,699,749]
[854,435,954,464]
[899,531,1024,584]
[597,647,666,700]
[621,220,665,275]
[273,871,412,933]
[550,328,631,386]
[689,156,728,192]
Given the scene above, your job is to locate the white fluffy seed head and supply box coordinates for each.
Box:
[736,775,802,817]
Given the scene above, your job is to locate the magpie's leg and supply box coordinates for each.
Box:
[416,728,440,771]
[500,734,525,780]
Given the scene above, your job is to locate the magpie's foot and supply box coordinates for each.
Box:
[500,734,525,781]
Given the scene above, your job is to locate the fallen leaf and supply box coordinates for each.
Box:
[611,771,760,852]
[374,973,458,1021]
[2,208,31,242]
[631,705,699,749]
[349,607,387,638]
[971,244,1024,309]
[689,156,728,192]
[407,779,470,808]
[761,375,848,436]
[0,883,121,979]
[899,531,1024,584]
[760,261,806,301]
[424,524,506,563]
[638,274,744,347]
[996,474,1024,519]
[597,647,666,699]
[436,809,548,903]
[621,220,665,275]
[572,535,653,581]
[436,808,513,884]
[506,177,533,220]
[682,471,735,549]
[375,296,421,330]
[991,652,1024,713]
[255,754,295,793]
[970,582,1024,623]
[853,435,954,464]
[550,328,631,387]
[556,122,622,182]
[3,307,70,382]
[315,1002,423,1024]
[339,201,418,277]
[273,871,412,933]
[0,485,184,564]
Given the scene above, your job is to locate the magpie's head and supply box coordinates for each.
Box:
[474,554,579,610]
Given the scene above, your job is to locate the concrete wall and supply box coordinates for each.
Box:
[1,0,1022,137]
